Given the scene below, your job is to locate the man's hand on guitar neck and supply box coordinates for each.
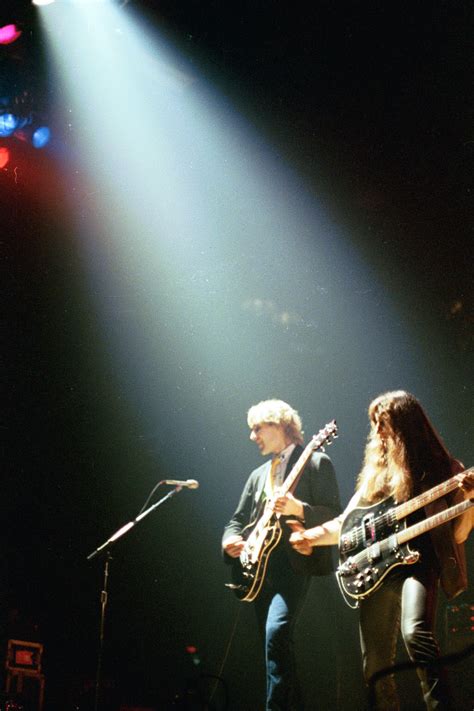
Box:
[273,492,305,518]
[223,535,245,558]
[455,469,474,496]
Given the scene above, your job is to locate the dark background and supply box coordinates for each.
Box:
[2,1,473,709]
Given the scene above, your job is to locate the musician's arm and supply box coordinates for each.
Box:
[301,452,341,526]
[451,464,473,544]
[222,471,257,561]
[452,469,474,543]
[305,516,343,545]
[290,490,360,554]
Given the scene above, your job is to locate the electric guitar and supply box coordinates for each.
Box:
[226,420,338,602]
[337,467,473,603]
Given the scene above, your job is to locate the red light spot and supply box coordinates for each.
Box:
[15,650,33,665]
[0,24,22,45]
[185,645,197,654]
[0,147,10,168]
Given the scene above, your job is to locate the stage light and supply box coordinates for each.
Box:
[0,24,22,45]
[0,113,18,137]
[0,147,10,168]
[32,126,51,148]
[13,121,51,148]
[32,0,56,6]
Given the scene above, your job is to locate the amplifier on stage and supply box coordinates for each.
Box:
[5,640,45,711]
[6,640,43,673]
[444,602,474,709]
[444,602,474,652]
[445,602,474,634]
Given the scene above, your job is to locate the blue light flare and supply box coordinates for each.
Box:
[0,113,18,137]
[32,126,52,148]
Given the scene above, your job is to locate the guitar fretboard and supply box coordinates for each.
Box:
[397,498,473,545]
[395,467,473,521]
[282,430,332,495]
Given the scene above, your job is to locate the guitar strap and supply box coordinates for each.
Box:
[264,457,281,499]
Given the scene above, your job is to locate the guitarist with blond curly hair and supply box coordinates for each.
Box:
[222,398,340,711]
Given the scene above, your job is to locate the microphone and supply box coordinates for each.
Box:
[163,479,199,489]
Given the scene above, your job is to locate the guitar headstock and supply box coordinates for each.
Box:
[310,420,338,452]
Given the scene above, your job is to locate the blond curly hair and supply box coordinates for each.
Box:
[247,399,304,446]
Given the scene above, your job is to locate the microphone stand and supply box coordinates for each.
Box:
[86,485,184,711]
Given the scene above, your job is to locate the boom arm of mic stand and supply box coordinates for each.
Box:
[86,486,182,561]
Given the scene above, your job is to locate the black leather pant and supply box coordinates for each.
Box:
[359,565,451,710]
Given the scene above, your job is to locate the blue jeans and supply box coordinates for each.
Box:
[254,549,309,711]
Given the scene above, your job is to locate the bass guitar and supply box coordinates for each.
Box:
[337,468,473,604]
[226,420,338,602]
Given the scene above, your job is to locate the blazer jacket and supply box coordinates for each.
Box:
[222,445,341,576]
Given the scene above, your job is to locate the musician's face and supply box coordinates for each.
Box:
[249,422,288,456]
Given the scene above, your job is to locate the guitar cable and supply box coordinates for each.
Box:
[208,603,242,706]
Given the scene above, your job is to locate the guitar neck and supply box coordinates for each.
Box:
[256,443,314,530]
[397,498,473,546]
[281,440,318,495]
[394,467,473,522]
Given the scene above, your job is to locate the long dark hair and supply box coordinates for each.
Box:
[357,391,454,503]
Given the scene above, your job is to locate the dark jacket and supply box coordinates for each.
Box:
[222,446,341,576]
[425,459,468,600]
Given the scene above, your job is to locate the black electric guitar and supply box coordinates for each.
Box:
[226,420,338,602]
[337,468,473,604]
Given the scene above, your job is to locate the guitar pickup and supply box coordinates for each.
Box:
[362,513,377,545]
[366,542,381,563]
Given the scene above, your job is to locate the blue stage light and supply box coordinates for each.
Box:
[32,126,51,148]
[0,113,18,137]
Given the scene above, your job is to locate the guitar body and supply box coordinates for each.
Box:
[335,470,473,605]
[337,497,420,601]
[230,517,282,602]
